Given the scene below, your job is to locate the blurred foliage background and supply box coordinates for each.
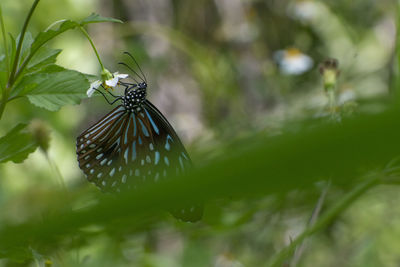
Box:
[0,0,399,266]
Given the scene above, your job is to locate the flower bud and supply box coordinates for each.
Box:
[319,58,340,91]
[29,119,50,153]
[101,68,113,83]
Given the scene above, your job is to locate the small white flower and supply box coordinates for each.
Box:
[86,71,129,98]
[274,48,313,75]
[105,72,129,87]
[87,80,102,97]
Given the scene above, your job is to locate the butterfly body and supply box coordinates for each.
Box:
[76,78,203,222]
[122,82,147,112]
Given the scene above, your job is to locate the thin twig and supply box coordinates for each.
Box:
[290,181,331,266]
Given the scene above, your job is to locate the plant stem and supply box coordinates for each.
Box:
[78,26,105,71]
[290,182,330,266]
[267,175,380,267]
[327,89,336,114]
[0,5,9,77]
[0,93,6,119]
[7,0,40,88]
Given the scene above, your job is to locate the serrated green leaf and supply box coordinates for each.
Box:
[12,65,89,111]
[26,47,61,74]
[18,32,34,63]
[80,13,123,25]
[0,123,38,163]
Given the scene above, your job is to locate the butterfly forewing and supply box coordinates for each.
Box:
[77,105,129,190]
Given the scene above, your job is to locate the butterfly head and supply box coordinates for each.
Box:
[138,81,147,89]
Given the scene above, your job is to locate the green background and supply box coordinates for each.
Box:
[0,0,399,266]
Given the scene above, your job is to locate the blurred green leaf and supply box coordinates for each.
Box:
[0,123,38,163]
[1,107,400,250]
[12,65,88,111]
[80,13,123,25]
[0,54,6,89]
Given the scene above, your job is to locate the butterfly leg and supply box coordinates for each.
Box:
[93,87,122,105]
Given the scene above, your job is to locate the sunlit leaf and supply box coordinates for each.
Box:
[29,14,121,59]
[0,124,38,163]
[30,20,79,55]
[80,13,123,25]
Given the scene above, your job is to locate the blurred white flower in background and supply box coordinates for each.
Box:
[290,0,318,21]
[274,48,313,75]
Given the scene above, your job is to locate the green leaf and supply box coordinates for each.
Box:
[16,32,34,65]
[12,65,89,111]
[8,33,16,71]
[0,54,6,89]
[0,123,38,163]
[1,108,400,251]
[30,20,79,56]
[80,13,123,25]
[26,47,61,74]
[29,14,122,59]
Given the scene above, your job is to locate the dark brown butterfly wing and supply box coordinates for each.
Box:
[76,101,203,222]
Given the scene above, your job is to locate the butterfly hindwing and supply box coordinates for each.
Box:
[142,100,203,222]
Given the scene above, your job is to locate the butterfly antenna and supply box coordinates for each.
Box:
[123,52,147,83]
[118,62,141,84]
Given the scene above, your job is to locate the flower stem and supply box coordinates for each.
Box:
[78,26,105,71]
[7,0,40,88]
[327,89,336,114]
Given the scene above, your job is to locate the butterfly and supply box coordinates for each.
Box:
[76,53,203,222]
